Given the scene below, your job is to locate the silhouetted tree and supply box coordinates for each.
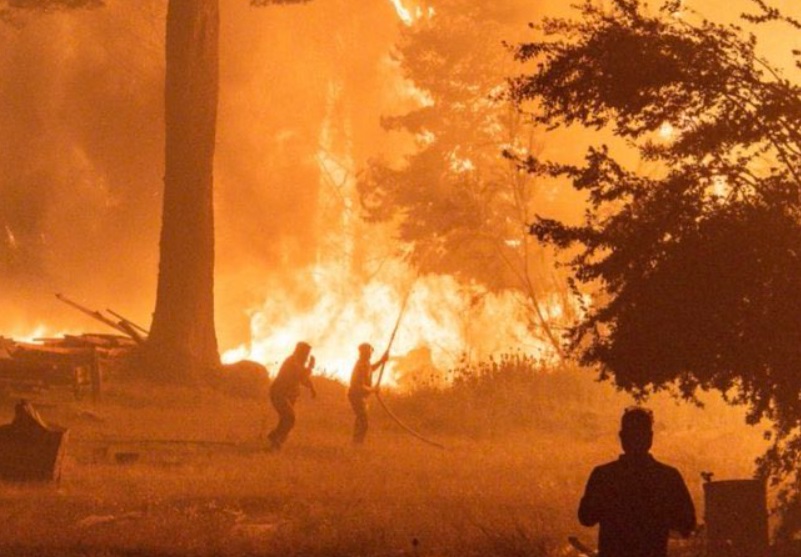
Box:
[4,0,310,381]
[510,0,801,529]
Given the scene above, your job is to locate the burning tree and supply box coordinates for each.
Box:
[359,0,568,353]
[510,0,801,530]
[3,0,310,381]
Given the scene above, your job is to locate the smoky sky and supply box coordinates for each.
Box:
[0,2,163,331]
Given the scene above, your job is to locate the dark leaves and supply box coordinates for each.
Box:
[512,0,801,528]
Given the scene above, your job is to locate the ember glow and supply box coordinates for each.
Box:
[4,225,17,251]
[7,324,76,345]
[13,325,56,345]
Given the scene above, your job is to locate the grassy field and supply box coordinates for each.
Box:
[0,366,768,556]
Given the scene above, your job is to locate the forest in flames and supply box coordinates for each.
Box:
[0,0,798,388]
[0,0,569,385]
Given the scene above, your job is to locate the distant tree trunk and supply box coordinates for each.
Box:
[144,0,220,380]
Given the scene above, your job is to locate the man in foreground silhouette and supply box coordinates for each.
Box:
[578,407,696,557]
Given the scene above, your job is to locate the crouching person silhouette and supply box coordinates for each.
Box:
[578,407,696,557]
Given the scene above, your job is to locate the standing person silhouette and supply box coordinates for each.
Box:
[578,407,696,557]
[267,341,316,451]
[348,343,388,444]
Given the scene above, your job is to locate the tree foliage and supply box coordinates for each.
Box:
[359,2,529,285]
[510,0,801,527]
[358,0,568,349]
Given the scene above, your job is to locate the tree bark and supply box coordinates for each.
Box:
[145,0,220,380]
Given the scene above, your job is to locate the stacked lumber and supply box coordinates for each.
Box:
[0,294,148,400]
[0,333,136,400]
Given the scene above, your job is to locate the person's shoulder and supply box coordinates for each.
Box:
[649,456,678,471]
[591,459,622,476]
[650,457,688,480]
[583,459,624,488]
[278,356,299,373]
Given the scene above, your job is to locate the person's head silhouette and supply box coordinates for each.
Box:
[619,406,653,456]
[293,341,312,363]
[358,343,374,359]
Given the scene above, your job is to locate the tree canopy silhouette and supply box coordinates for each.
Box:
[510,0,801,529]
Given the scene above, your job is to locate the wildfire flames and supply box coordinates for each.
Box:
[219,3,556,388]
[388,0,434,26]
[11,325,71,345]
[0,0,560,388]
[221,260,562,387]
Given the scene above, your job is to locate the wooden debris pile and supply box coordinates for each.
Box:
[0,333,137,400]
[0,294,148,400]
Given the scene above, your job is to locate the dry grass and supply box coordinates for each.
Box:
[0,366,767,556]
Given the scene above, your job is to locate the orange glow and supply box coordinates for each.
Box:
[658,122,675,140]
[222,260,563,388]
[10,325,74,344]
[448,148,475,173]
[388,0,435,26]
[389,0,414,26]
[670,0,684,19]
[709,175,731,199]
[4,225,17,250]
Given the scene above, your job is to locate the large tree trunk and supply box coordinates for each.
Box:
[145,0,220,380]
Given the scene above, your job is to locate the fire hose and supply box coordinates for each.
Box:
[374,283,445,450]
